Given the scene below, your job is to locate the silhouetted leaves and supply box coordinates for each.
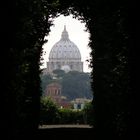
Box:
[12,0,133,138]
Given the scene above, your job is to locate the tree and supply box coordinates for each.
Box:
[62,71,92,100]
[53,69,65,78]
[40,97,59,124]
[83,101,94,125]
[41,71,92,100]
[40,73,53,94]
[13,0,59,136]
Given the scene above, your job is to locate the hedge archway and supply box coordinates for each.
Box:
[9,0,133,139]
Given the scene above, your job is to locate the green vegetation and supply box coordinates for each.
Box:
[41,70,93,100]
[62,71,92,100]
[7,0,133,138]
[40,97,60,124]
[83,101,94,125]
[40,97,93,125]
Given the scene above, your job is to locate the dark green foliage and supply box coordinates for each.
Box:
[89,2,131,138]
[14,0,60,136]
[58,109,85,124]
[40,100,87,125]
[83,102,94,125]
[40,73,53,94]
[62,71,92,100]
[40,97,60,124]
[9,0,133,138]
[41,71,92,100]
[53,69,65,78]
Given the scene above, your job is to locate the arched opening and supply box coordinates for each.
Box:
[13,0,132,139]
[39,14,93,128]
[40,14,91,73]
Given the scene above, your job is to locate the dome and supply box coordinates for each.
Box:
[47,25,83,73]
[49,26,81,61]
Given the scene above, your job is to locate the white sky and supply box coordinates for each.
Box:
[40,14,92,73]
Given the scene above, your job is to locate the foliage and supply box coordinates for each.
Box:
[82,102,94,125]
[62,71,92,100]
[40,73,53,95]
[58,108,84,124]
[53,69,65,78]
[39,96,87,124]
[13,0,60,135]
[41,71,93,100]
[40,97,59,124]
[10,0,133,138]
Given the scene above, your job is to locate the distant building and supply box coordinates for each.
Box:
[71,98,92,110]
[46,25,83,73]
[45,82,71,108]
[45,83,62,104]
[42,26,91,108]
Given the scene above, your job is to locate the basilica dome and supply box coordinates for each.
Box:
[47,26,83,73]
[49,26,81,61]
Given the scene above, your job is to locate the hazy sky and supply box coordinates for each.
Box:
[40,14,92,72]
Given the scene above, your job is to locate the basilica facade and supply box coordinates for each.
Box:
[46,26,83,73]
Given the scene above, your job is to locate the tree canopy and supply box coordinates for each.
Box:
[41,71,93,100]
